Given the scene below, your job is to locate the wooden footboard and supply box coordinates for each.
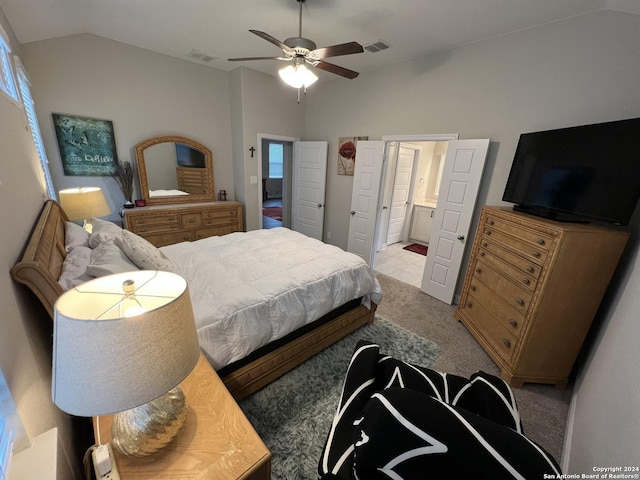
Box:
[222,302,376,400]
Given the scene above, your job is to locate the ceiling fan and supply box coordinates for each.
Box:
[228,0,364,84]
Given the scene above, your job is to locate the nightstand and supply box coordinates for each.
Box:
[94,354,271,479]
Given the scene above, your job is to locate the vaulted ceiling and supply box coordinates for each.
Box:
[2,0,638,81]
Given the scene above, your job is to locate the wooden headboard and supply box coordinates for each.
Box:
[11,200,68,319]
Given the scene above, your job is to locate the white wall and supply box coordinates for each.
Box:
[21,33,234,217]
[305,9,640,251]
[230,67,306,231]
[0,9,78,479]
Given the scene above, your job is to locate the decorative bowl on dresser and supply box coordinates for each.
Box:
[455,206,629,388]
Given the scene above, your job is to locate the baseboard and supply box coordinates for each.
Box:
[561,389,579,471]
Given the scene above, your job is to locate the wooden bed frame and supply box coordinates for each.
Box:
[11,200,376,400]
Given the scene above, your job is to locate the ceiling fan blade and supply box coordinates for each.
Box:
[249,30,295,54]
[314,60,360,79]
[311,41,364,59]
[228,56,289,62]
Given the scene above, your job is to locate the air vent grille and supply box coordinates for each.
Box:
[364,40,391,53]
[187,49,218,63]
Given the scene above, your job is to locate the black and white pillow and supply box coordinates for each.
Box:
[318,340,561,480]
[352,388,561,479]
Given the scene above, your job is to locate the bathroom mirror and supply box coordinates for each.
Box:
[135,135,214,205]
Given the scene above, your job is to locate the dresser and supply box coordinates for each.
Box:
[95,354,271,479]
[455,206,629,388]
[124,201,243,247]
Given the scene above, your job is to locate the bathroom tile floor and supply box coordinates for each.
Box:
[373,241,427,288]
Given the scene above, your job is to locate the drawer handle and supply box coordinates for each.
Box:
[183,235,190,240]
[536,238,546,245]
[502,339,511,348]
[482,242,488,247]
[479,251,485,257]
[509,319,518,328]
[470,285,476,292]
[515,297,525,306]
[526,266,534,273]
[466,302,473,308]
[188,218,196,224]
[475,268,482,274]
[522,278,530,285]
[487,220,494,225]
[484,229,492,235]
[532,251,541,258]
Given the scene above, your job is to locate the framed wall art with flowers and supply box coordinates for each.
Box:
[337,136,368,176]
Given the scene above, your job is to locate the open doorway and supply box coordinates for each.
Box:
[373,140,448,287]
[259,135,296,229]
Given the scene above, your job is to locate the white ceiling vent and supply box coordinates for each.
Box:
[364,40,391,53]
[186,49,218,63]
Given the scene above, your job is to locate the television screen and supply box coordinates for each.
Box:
[502,117,640,225]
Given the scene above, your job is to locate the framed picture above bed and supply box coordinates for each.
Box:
[52,113,118,176]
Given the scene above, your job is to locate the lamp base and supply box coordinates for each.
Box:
[111,387,188,456]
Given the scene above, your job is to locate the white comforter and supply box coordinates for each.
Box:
[160,228,382,370]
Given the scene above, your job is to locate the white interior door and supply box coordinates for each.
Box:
[421,139,490,304]
[292,141,328,240]
[386,145,416,245]
[347,141,385,264]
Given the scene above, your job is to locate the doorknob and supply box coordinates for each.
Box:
[351,211,356,215]
[382,206,388,210]
[317,203,323,208]
[457,234,465,240]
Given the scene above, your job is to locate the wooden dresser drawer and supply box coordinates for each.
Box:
[195,225,240,240]
[466,277,525,337]
[128,213,179,228]
[481,225,549,265]
[144,231,194,247]
[203,208,240,226]
[477,246,537,291]
[484,214,553,250]
[471,259,531,315]
[478,237,542,280]
[462,291,518,363]
[180,212,203,228]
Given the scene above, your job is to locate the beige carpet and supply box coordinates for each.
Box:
[374,273,571,463]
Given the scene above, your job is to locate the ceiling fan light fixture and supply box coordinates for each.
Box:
[279,60,318,88]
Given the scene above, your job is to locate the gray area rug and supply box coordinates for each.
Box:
[239,314,440,480]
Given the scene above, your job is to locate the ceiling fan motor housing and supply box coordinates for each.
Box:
[284,37,317,53]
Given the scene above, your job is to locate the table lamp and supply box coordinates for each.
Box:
[52,270,200,477]
[58,187,111,232]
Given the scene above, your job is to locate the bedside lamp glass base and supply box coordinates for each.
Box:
[111,386,188,457]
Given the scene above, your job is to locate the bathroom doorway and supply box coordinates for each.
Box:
[372,140,448,287]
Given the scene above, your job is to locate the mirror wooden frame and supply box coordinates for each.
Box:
[135,135,215,205]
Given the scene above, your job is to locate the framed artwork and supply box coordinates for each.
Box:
[337,136,368,176]
[53,113,118,176]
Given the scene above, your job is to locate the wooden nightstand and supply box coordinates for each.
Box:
[94,354,271,479]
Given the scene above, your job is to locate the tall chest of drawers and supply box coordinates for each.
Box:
[124,201,243,247]
[455,206,629,388]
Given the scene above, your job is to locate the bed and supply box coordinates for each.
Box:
[11,200,382,399]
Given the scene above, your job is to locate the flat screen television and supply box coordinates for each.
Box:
[502,117,640,226]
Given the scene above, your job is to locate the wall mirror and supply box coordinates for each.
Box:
[135,135,215,205]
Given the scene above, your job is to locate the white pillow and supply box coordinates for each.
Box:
[65,221,90,252]
[121,230,176,272]
[58,246,93,290]
[89,218,124,249]
[86,241,138,277]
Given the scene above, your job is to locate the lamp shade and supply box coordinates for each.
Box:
[59,187,111,221]
[52,270,200,417]
[279,60,318,88]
